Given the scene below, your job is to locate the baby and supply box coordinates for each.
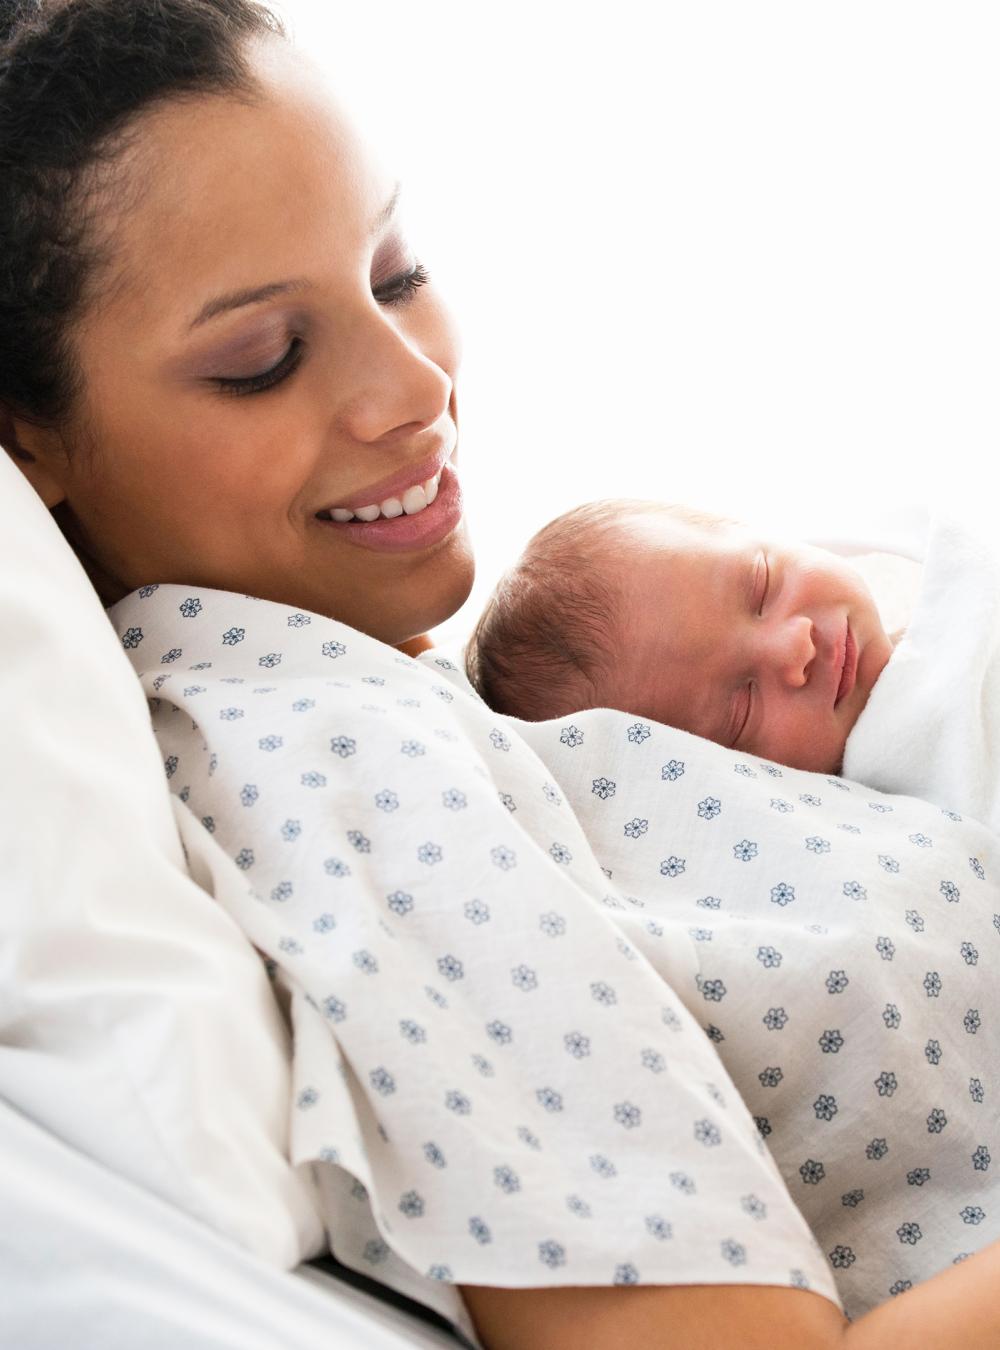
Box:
[465,498,906,776]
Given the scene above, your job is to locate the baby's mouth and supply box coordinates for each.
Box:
[834,623,858,707]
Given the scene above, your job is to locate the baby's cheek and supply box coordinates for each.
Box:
[799,732,847,776]
[757,710,844,775]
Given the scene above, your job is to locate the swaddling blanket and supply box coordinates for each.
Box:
[843,514,1000,831]
[108,583,838,1339]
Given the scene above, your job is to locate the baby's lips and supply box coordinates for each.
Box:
[834,623,858,707]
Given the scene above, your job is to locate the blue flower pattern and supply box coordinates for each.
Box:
[109,583,1000,1332]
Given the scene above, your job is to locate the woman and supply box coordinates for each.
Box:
[2,3,997,1346]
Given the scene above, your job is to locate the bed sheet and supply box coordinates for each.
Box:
[0,1096,462,1350]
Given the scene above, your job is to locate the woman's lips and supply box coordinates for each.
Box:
[313,460,463,555]
[317,440,456,515]
[835,623,858,707]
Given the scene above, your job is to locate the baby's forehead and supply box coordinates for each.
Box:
[615,513,762,655]
[614,505,741,565]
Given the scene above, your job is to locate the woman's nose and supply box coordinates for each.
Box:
[765,614,816,687]
[342,310,455,446]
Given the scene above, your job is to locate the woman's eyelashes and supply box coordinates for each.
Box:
[213,334,306,397]
[379,260,430,307]
[211,261,431,398]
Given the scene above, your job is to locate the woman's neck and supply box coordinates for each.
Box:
[395,633,433,657]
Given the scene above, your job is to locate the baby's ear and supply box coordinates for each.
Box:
[0,406,68,508]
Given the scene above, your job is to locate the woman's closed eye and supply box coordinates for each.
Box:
[213,334,307,397]
[211,260,431,398]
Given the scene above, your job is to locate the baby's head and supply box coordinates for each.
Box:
[466,499,894,774]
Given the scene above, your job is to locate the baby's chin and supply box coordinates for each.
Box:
[830,735,849,776]
[826,627,893,772]
[853,624,894,717]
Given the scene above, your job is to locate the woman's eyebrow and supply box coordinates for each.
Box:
[186,181,403,331]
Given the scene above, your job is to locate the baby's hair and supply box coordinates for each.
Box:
[466,497,735,721]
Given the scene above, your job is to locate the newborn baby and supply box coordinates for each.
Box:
[465,498,905,775]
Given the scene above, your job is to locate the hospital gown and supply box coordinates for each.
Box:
[516,706,1000,1319]
[108,582,998,1336]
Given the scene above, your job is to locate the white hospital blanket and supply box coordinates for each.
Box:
[107,584,840,1342]
[843,515,1000,832]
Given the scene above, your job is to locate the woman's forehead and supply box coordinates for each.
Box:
[89,41,389,335]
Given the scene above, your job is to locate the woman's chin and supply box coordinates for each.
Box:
[416,539,476,640]
[372,528,475,647]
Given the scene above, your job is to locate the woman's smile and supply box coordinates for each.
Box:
[313,436,455,519]
[312,452,463,554]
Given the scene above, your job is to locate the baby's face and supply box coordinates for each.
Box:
[615,511,894,773]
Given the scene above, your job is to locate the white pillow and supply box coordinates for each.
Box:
[0,448,324,1266]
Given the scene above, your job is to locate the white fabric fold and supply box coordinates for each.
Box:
[843,513,1000,832]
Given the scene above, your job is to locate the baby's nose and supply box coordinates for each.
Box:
[774,615,816,687]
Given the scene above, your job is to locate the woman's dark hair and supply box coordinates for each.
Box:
[0,0,286,435]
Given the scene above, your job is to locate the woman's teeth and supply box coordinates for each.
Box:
[320,471,441,524]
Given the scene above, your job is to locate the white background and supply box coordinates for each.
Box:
[282,0,999,643]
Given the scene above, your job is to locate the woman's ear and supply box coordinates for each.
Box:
[0,404,68,508]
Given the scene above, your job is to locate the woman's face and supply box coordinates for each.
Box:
[19,37,472,645]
